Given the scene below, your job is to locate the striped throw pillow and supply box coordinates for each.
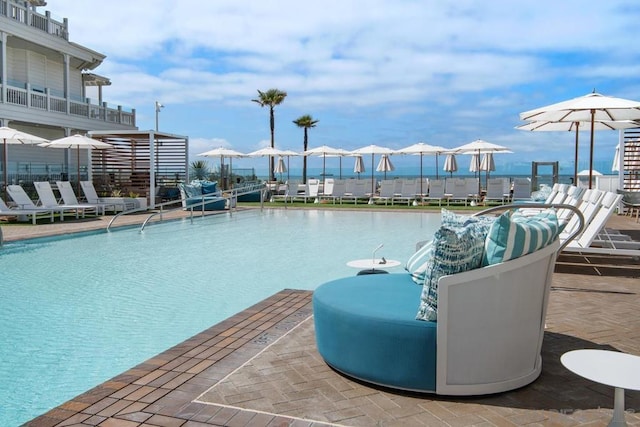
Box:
[482,209,560,266]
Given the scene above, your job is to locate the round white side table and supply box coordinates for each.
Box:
[347,259,400,275]
[561,349,640,426]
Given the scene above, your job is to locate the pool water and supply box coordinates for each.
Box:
[0,209,440,425]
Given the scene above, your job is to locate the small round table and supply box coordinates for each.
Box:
[346,258,401,275]
[561,349,640,426]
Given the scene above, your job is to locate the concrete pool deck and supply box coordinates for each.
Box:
[3,208,640,426]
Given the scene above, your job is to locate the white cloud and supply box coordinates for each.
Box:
[46,0,639,167]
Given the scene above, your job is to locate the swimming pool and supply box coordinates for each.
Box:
[0,209,440,425]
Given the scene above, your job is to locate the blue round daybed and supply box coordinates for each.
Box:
[314,273,438,392]
[313,242,560,396]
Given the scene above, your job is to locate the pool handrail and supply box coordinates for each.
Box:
[138,182,267,232]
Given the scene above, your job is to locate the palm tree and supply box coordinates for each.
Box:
[190,160,210,181]
[252,88,287,180]
[293,114,318,184]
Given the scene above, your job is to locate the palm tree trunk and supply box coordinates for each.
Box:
[302,129,308,183]
[269,107,275,181]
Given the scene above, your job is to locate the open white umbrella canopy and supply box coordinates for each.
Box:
[1,126,49,200]
[304,145,346,185]
[376,154,395,179]
[198,147,245,190]
[516,119,639,184]
[443,153,458,176]
[452,140,511,194]
[520,92,640,188]
[395,142,447,190]
[247,147,294,181]
[351,144,394,194]
[41,134,113,193]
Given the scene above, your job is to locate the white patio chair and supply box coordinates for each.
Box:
[6,184,69,221]
[56,181,105,215]
[0,197,55,224]
[33,181,97,218]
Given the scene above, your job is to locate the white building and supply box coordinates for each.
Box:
[0,0,138,186]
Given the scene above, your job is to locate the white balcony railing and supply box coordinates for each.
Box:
[0,0,68,40]
[2,84,136,126]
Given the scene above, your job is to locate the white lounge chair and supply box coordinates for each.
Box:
[484,178,509,205]
[449,178,470,206]
[80,181,131,212]
[6,185,69,222]
[562,191,640,256]
[0,197,55,224]
[392,179,418,206]
[320,179,346,204]
[341,180,368,204]
[511,178,532,201]
[56,181,105,215]
[373,179,396,205]
[422,179,448,206]
[33,181,98,218]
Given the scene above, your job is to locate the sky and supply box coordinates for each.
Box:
[49,0,640,177]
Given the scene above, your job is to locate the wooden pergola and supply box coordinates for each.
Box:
[87,130,189,208]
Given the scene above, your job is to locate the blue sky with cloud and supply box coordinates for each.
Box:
[51,0,640,177]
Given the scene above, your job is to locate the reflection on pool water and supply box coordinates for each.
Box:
[0,209,440,425]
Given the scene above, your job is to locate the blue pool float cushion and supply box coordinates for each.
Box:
[180,181,226,210]
[313,273,438,392]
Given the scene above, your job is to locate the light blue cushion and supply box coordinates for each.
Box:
[201,181,218,194]
[181,183,201,198]
[415,214,492,321]
[405,209,493,285]
[482,209,560,266]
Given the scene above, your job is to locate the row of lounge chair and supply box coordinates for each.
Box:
[271,177,532,206]
[0,181,130,224]
[527,183,640,257]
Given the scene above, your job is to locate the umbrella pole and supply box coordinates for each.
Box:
[371,154,375,195]
[435,154,439,180]
[287,156,290,182]
[574,123,579,185]
[77,147,81,195]
[339,157,342,179]
[589,110,595,189]
[3,139,7,201]
[230,158,233,188]
[420,153,423,196]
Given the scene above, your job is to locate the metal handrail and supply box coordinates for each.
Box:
[139,183,267,232]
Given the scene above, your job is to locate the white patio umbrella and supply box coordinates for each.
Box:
[353,155,365,178]
[197,147,245,190]
[376,154,395,179]
[452,139,512,194]
[247,146,293,181]
[443,153,458,176]
[0,126,49,201]
[480,153,496,187]
[303,145,345,187]
[516,119,639,185]
[41,134,113,194]
[351,144,394,195]
[612,144,620,173]
[520,92,640,188]
[395,142,447,193]
[469,153,480,176]
[274,156,287,181]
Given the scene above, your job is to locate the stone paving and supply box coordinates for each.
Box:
[4,207,639,426]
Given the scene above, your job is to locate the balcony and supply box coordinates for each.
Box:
[1,82,136,127]
[0,0,68,40]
